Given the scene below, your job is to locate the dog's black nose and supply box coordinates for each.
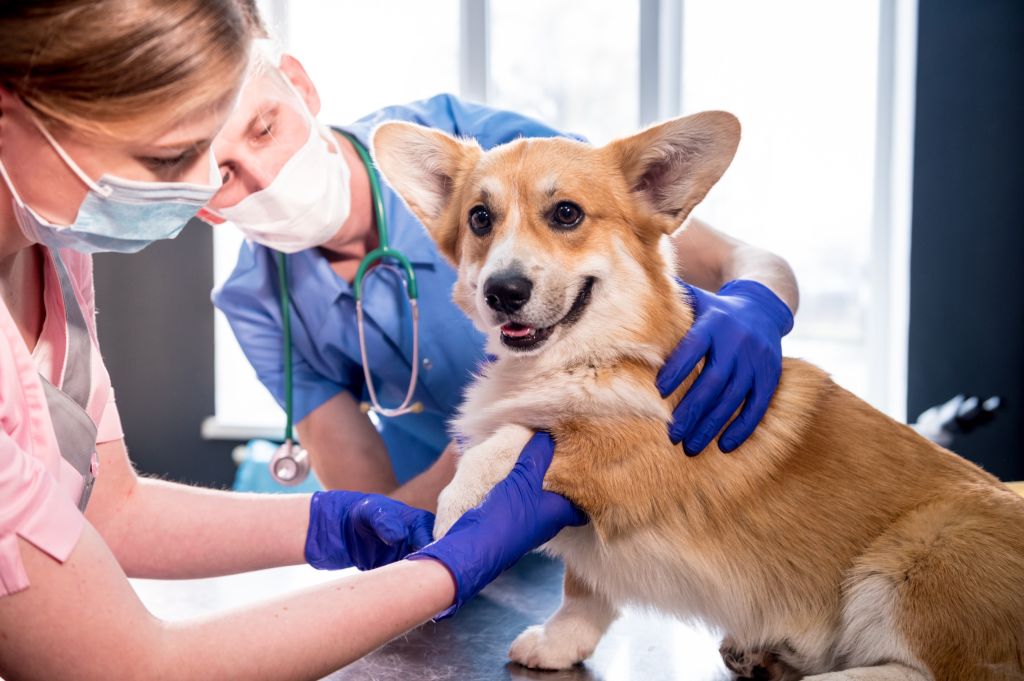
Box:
[484,273,533,313]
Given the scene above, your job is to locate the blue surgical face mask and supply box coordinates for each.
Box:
[0,108,222,254]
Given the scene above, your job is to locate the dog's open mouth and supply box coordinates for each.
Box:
[499,277,596,351]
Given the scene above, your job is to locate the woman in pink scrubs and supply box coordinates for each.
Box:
[0,2,585,677]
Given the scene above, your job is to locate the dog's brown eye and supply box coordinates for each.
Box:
[551,201,584,229]
[468,205,492,236]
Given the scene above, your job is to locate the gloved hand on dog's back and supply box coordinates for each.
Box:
[407,432,588,619]
[657,279,794,456]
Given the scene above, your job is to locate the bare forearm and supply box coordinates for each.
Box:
[104,443,452,577]
[105,478,311,578]
[298,392,398,492]
[720,242,799,314]
[1,529,455,681]
[672,217,799,314]
[164,559,455,679]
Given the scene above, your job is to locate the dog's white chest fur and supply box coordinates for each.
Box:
[453,355,670,447]
[431,355,667,543]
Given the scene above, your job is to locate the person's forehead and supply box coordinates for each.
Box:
[99,93,235,152]
[222,70,303,136]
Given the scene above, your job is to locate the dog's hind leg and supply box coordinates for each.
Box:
[802,664,929,680]
[508,565,618,670]
[837,494,1024,681]
[719,642,802,681]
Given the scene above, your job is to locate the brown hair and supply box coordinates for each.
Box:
[0,0,252,138]
[234,0,271,39]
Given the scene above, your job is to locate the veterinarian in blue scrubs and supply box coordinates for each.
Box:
[208,40,800,510]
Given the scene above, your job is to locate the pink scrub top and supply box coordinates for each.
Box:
[0,246,123,596]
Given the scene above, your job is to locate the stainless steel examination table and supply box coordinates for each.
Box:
[324,554,728,680]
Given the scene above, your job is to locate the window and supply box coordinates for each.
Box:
[679,0,881,401]
[489,1,640,143]
[282,1,460,124]
[207,0,915,437]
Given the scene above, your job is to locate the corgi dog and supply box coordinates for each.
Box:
[371,113,1024,681]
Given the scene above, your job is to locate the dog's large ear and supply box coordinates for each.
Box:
[607,111,740,230]
[371,122,478,262]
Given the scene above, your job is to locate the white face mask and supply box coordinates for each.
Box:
[214,72,352,253]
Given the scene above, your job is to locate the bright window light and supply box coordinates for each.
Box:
[284,0,460,124]
[210,0,906,436]
[489,0,640,143]
[680,0,881,403]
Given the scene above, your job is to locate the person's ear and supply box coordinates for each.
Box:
[278,54,321,117]
[0,85,14,145]
[0,85,30,152]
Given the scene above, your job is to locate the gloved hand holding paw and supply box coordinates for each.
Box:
[407,432,587,618]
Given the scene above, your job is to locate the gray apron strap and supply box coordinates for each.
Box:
[39,250,98,511]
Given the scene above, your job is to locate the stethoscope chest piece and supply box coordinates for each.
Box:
[270,439,309,486]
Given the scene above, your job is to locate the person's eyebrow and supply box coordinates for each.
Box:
[150,138,212,153]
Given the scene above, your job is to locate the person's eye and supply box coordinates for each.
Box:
[140,151,196,175]
[468,205,492,236]
[251,108,279,144]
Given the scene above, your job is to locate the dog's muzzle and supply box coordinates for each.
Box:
[495,276,596,352]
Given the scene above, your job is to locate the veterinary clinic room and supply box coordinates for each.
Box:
[2,0,1023,678]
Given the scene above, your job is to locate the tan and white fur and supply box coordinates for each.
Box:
[371,113,1024,681]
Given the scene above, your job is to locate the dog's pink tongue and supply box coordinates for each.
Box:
[501,322,534,338]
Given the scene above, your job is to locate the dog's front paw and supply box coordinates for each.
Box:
[508,625,591,671]
[433,425,535,540]
[432,480,488,540]
[432,485,460,540]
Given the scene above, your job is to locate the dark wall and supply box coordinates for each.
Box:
[94,219,240,487]
[908,0,1024,479]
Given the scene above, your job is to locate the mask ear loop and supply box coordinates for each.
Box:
[268,57,343,158]
[23,105,114,198]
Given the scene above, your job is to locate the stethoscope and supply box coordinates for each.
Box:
[270,130,423,485]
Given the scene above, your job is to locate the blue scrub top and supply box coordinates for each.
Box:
[213,93,578,483]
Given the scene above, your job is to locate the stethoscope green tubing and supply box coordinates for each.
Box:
[277,250,295,441]
[276,129,421,440]
[341,131,418,301]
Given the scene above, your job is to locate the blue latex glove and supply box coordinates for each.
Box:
[656,280,794,455]
[407,432,587,619]
[304,491,435,570]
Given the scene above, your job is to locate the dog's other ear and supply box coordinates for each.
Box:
[608,111,740,229]
[371,122,478,261]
